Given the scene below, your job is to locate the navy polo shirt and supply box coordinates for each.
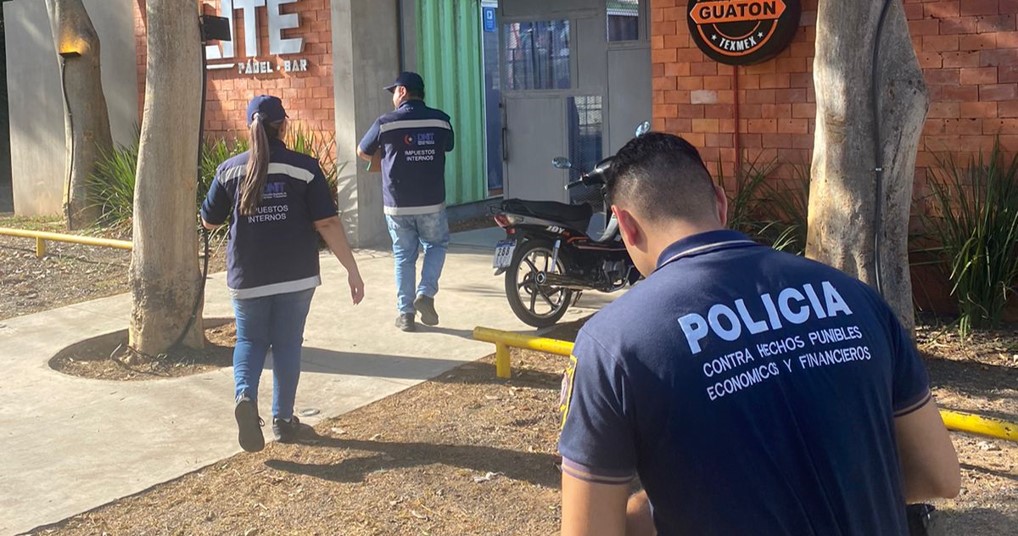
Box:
[200,138,338,299]
[559,230,930,536]
[358,100,454,216]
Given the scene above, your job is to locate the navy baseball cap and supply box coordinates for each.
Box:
[384,71,425,93]
[246,95,288,123]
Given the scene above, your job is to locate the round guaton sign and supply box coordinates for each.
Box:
[687,0,802,65]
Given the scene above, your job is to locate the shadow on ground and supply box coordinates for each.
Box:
[924,352,1018,403]
[937,508,1018,535]
[960,462,1018,482]
[265,436,561,488]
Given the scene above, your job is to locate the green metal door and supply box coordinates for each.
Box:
[416,0,487,205]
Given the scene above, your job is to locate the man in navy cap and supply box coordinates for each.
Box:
[358,72,454,332]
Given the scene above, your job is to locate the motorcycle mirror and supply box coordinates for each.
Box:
[552,157,572,169]
[635,121,651,137]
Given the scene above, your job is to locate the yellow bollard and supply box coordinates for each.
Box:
[941,410,1017,442]
[496,343,511,379]
[35,237,46,258]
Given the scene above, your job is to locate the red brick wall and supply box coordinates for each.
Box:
[652,0,1018,184]
[913,1,1018,175]
[651,0,817,183]
[133,0,334,142]
[652,0,1018,314]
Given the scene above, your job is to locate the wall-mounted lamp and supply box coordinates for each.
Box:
[200,15,231,44]
[56,31,86,226]
[58,34,87,58]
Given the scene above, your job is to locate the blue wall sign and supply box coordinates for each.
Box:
[483,7,496,32]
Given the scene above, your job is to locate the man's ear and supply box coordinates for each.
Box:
[713,184,729,227]
[613,205,642,249]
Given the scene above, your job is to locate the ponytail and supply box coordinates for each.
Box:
[239,113,281,215]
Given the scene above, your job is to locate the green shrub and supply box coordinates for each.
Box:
[760,162,810,256]
[90,138,140,227]
[284,123,345,201]
[199,137,249,208]
[90,122,341,227]
[716,155,776,237]
[926,140,1018,336]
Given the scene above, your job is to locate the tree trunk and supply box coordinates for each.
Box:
[807,1,928,335]
[129,0,203,354]
[45,0,112,230]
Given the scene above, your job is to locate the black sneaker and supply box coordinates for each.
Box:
[414,295,439,326]
[235,395,265,453]
[272,415,312,443]
[395,313,416,332]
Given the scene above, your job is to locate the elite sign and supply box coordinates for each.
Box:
[204,0,311,75]
[687,0,801,65]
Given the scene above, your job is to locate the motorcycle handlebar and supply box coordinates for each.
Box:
[565,179,586,190]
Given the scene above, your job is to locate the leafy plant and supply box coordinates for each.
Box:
[199,137,249,208]
[90,131,247,230]
[285,123,346,202]
[90,122,344,228]
[760,162,811,255]
[716,154,776,237]
[925,139,1018,336]
[90,138,140,228]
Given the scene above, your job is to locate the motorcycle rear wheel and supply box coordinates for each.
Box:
[504,239,573,328]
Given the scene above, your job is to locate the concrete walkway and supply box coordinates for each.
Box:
[0,228,616,535]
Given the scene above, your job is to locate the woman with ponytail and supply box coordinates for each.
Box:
[201,95,364,452]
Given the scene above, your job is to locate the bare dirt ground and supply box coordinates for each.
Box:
[49,321,237,381]
[2,215,1015,535]
[0,216,133,321]
[28,348,570,536]
[0,215,227,322]
[916,322,1018,535]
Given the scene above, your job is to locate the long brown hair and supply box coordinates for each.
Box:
[238,113,282,215]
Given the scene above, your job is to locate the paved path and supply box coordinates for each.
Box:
[0,228,616,535]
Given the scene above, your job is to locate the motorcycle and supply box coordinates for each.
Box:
[491,122,650,328]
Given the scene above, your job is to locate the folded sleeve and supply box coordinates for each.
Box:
[305,163,339,221]
[358,119,382,156]
[200,169,232,225]
[558,331,637,484]
[888,308,931,417]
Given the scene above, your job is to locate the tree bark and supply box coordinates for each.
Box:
[45,0,112,230]
[129,0,203,353]
[808,1,928,335]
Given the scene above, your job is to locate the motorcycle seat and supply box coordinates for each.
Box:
[501,199,593,231]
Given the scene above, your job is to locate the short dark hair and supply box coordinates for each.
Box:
[608,132,718,223]
[405,86,425,99]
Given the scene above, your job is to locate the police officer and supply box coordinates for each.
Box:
[357,72,454,332]
[558,132,960,535]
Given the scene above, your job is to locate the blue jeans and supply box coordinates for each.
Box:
[386,210,450,314]
[232,287,315,420]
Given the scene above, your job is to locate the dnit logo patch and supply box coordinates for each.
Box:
[403,133,436,146]
[688,0,800,66]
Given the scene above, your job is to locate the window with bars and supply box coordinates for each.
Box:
[504,20,571,90]
[607,0,640,42]
[568,96,604,207]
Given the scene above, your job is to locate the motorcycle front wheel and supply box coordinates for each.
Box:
[504,239,573,328]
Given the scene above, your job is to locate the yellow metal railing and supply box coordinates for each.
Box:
[472,326,1018,443]
[0,227,132,258]
[472,326,574,379]
[940,410,1017,442]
